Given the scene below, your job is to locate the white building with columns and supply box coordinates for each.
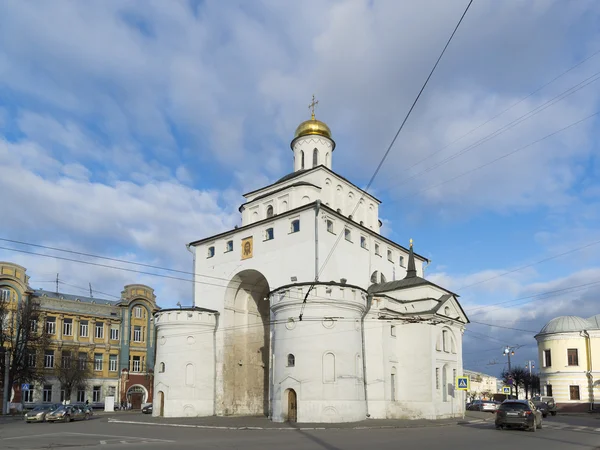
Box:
[153,109,469,423]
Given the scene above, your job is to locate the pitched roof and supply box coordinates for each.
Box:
[367,276,457,296]
[32,289,120,305]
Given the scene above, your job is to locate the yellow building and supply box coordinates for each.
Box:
[535,315,600,412]
[0,262,160,409]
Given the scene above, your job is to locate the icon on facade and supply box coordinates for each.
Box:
[241,237,253,260]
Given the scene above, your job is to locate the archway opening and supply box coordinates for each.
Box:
[157,391,164,417]
[285,388,297,422]
[126,385,148,410]
[223,270,270,416]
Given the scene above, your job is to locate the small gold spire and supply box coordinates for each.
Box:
[409,238,413,248]
[308,94,319,120]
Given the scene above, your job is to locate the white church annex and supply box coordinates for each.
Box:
[153,103,469,423]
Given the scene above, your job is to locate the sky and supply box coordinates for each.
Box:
[1,0,600,377]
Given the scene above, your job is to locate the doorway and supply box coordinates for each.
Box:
[158,391,164,417]
[287,389,297,422]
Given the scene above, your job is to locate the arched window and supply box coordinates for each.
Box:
[159,362,165,373]
[287,354,295,367]
[380,273,387,283]
[326,152,330,167]
[370,271,379,284]
[266,205,274,218]
[300,150,305,169]
[313,148,319,167]
[185,363,194,386]
[442,330,449,352]
[323,352,336,383]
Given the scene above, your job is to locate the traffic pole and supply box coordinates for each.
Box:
[2,351,9,415]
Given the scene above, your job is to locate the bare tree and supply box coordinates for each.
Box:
[502,366,527,399]
[54,347,93,402]
[0,296,50,408]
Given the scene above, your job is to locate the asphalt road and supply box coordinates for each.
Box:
[1,414,600,450]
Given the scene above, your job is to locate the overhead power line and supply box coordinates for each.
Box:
[392,109,600,202]
[380,46,600,182]
[458,238,600,291]
[381,67,600,191]
[300,0,474,320]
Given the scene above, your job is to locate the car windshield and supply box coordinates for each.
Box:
[32,405,47,411]
[500,402,529,411]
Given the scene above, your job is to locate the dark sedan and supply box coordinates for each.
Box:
[142,404,153,414]
[495,400,543,432]
[533,400,549,418]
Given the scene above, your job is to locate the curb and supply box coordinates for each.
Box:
[107,418,459,431]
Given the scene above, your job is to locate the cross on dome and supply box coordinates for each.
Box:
[308,94,319,120]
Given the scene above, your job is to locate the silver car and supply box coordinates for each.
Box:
[24,404,61,423]
[46,404,90,423]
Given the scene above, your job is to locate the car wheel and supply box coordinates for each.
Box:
[542,413,547,418]
[64,415,71,423]
[550,411,556,416]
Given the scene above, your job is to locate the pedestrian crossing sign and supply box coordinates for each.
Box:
[456,376,469,390]
[502,386,511,394]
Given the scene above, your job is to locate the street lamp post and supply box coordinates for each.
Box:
[525,360,535,398]
[503,346,516,398]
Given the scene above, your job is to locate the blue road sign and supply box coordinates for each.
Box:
[502,386,511,394]
[21,383,30,391]
[456,376,469,390]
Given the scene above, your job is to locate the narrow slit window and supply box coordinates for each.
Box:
[291,220,300,233]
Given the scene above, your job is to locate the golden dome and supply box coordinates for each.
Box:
[293,118,332,140]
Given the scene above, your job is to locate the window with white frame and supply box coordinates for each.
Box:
[63,318,73,336]
[133,326,142,342]
[30,319,37,333]
[79,352,87,370]
[28,351,36,367]
[93,386,101,402]
[80,320,89,338]
[265,227,274,240]
[77,389,85,403]
[0,288,10,302]
[375,243,380,255]
[109,354,118,372]
[226,240,233,252]
[326,219,334,233]
[360,236,367,249]
[344,228,352,242]
[95,322,104,339]
[110,327,119,341]
[387,249,393,262]
[291,219,300,233]
[23,385,34,402]
[266,205,274,218]
[132,355,141,372]
[207,246,215,258]
[399,255,405,267]
[134,306,143,318]
[94,353,103,371]
[44,350,54,368]
[45,317,56,335]
[43,385,52,402]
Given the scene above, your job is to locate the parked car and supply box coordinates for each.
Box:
[24,404,61,423]
[532,396,557,416]
[467,400,497,412]
[142,404,153,414]
[46,404,90,423]
[532,400,549,418]
[73,403,94,416]
[495,400,543,432]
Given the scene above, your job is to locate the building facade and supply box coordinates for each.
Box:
[535,315,600,412]
[463,369,498,400]
[0,262,159,410]
[153,109,469,422]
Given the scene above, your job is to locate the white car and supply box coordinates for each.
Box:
[469,400,498,412]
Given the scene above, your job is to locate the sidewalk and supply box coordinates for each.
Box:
[107,411,491,431]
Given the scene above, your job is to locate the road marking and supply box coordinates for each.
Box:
[60,432,174,442]
[2,433,64,441]
[100,441,107,445]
